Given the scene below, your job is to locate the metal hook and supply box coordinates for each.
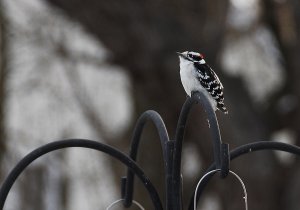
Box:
[194,169,248,210]
[106,199,145,210]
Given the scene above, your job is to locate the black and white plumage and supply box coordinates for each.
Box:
[177,51,228,114]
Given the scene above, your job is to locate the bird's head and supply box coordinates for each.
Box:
[177,51,206,64]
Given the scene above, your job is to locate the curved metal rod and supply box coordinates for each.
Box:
[173,91,222,209]
[127,110,170,163]
[106,199,145,210]
[188,141,300,210]
[0,139,163,210]
[123,110,170,208]
[230,141,300,158]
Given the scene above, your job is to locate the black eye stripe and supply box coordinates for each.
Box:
[190,54,200,61]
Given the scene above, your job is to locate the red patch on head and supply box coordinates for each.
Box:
[199,53,204,59]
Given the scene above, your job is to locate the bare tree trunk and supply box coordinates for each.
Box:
[263,0,300,133]
[0,0,7,180]
[262,1,300,209]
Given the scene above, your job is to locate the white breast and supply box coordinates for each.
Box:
[179,57,217,110]
[179,57,204,96]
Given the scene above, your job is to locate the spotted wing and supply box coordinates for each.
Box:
[194,62,228,113]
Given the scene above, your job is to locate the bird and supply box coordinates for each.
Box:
[177,51,228,114]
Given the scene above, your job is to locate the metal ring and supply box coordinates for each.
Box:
[106,199,145,210]
[194,169,248,210]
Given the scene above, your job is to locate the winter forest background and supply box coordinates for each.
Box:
[0,0,300,209]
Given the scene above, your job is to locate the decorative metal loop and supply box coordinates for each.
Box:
[123,110,170,207]
[194,169,248,210]
[189,141,300,210]
[106,199,145,210]
[0,139,163,210]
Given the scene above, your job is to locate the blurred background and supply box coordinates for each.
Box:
[0,0,300,209]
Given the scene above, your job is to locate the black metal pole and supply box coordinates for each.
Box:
[0,139,163,210]
[173,91,223,210]
[123,91,224,210]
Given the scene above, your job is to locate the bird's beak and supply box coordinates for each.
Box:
[176,52,184,58]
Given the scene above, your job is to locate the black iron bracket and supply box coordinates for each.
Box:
[122,91,230,210]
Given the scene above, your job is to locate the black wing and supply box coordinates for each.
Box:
[194,62,228,113]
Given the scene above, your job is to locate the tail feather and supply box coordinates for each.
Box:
[217,102,228,114]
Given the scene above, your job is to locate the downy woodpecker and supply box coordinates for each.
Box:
[177,51,228,114]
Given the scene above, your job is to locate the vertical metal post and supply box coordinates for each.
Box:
[165,141,175,210]
[172,91,223,210]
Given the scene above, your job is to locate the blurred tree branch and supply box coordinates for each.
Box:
[263,0,300,138]
[62,60,116,142]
